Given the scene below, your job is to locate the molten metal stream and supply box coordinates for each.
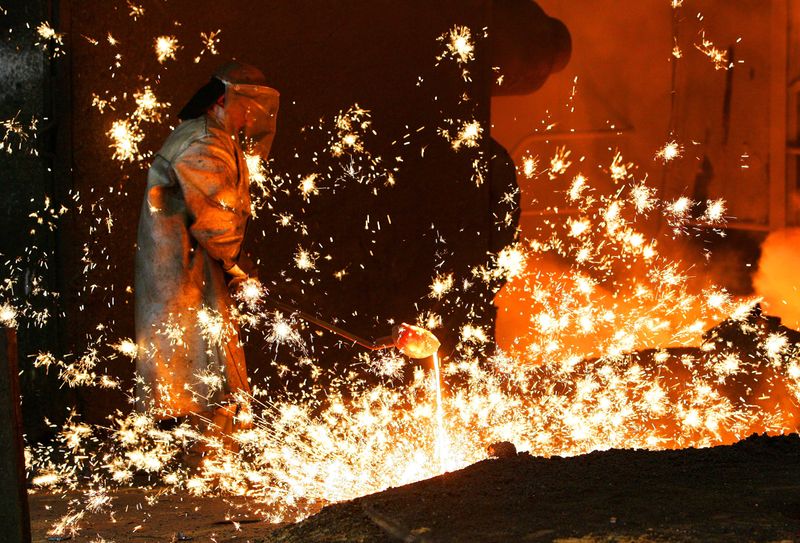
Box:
[432,351,448,471]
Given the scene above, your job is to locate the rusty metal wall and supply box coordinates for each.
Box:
[494,0,775,228]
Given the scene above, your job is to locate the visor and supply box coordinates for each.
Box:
[221,81,280,159]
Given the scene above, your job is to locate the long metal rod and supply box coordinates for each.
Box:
[263,297,395,351]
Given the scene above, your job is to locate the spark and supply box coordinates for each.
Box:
[202,30,222,55]
[654,264,684,286]
[294,247,318,270]
[569,218,591,237]
[85,488,113,513]
[451,120,482,151]
[31,472,61,487]
[603,200,621,225]
[193,29,223,63]
[127,1,144,19]
[765,333,788,359]
[730,301,757,321]
[695,33,731,70]
[443,26,474,65]
[132,87,169,123]
[495,245,526,281]
[1,113,39,155]
[330,105,370,157]
[655,140,683,163]
[610,151,633,182]
[107,119,143,162]
[113,339,138,358]
[665,196,693,222]
[575,246,592,263]
[436,25,476,80]
[63,421,93,451]
[299,174,319,199]
[245,153,271,214]
[0,302,18,328]
[91,94,114,113]
[235,278,265,309]
[49,511,85,539]
[549,146,572,179]
[568,174,588,201]
[460,324,488,344]
[630,184,656,213]
[36,22,65,57]
[266,312,304,349]
[713,354,740,378]
[33,352,59,371]
[429,273,454,299]
[277,213,293,227]
[574,274,595,295]
[705,290,730,309]
[196,369,224,393]
[521,155,538,178]
[702,199,726,224]
[99,375,120,389]
[155,36,179,63]
[197,307,230,347]
[471,157,486,186]
[244,154,266,186]
[420,312,443,330]
[364,350,407,380]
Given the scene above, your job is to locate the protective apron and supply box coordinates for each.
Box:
[134,113,252,418]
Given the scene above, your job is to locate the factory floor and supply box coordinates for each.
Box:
[30,433,800,543]
[30,489,282,542]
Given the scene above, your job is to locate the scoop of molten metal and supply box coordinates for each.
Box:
[392,323,441,359]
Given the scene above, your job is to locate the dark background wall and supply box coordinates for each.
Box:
[1,1,73,441]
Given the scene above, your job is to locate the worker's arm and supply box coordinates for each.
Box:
[173,135,249,272]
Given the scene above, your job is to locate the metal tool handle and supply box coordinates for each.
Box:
[263,297,395,351]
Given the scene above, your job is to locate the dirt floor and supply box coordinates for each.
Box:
[31,433,800,542]
[29,489,285,542]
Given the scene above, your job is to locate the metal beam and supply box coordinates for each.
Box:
[769,0,788,230]
[0,328,32,543]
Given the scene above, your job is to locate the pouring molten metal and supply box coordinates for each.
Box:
[392,323,441,359]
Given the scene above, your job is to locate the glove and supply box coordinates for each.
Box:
[237,252,259,280]
[224,263,249,290]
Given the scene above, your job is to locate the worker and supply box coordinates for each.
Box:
[134,61,279,460]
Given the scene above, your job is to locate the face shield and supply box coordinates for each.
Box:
[220,81,280,159]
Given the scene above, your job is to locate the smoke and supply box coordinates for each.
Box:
[753,228,800,330]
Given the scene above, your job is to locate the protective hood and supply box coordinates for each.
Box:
[218,80,280,159]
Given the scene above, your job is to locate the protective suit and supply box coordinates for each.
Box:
[134,62,278,419]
